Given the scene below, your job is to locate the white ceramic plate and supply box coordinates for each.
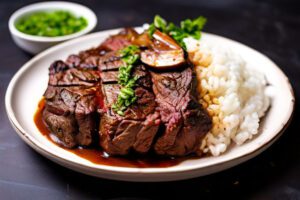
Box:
[5,28,295,182]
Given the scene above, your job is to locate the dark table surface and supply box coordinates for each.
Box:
[1,0,300,199]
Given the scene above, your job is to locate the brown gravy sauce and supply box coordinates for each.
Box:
[34,99,192,168]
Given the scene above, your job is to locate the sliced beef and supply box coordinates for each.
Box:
[100,71,119,83]
[99,28,139,51]
[42,60,101,148]
[98,58,160,155]
[42,28,135,149]
[65,28,133,70]
[48,65,100,87]
[42,27,212,157]
[150,63,212,156]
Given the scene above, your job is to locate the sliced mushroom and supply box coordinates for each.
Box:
[141,30,185,69]
[152,30,181,50]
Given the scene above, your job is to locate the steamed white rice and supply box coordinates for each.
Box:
[184,37,270,156]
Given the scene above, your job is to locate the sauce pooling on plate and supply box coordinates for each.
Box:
[34,99,187,168]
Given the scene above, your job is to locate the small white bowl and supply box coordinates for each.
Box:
[9,1,97,54]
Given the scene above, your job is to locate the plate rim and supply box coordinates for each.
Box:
[5,28,295,178]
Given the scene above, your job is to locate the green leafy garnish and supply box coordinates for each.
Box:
[148,15,207,50]
[154,15,167,32]
[112,45,140,116]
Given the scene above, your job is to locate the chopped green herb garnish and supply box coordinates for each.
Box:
[148,15,207,50]
[148,23,156,38]
[112,45,140,116]
[119,45,140,59]
[15,10,88,37]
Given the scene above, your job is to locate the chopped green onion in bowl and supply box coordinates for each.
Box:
[15,10,88,37]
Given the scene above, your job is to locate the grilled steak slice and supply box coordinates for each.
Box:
[99,28,139,51]
[99,62,160,155]
[48,65,100,87]
[150,63,212,156]
[42,61,101,148]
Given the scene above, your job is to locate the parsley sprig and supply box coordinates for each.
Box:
[112,45,140,116]
[148,15,207,50]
